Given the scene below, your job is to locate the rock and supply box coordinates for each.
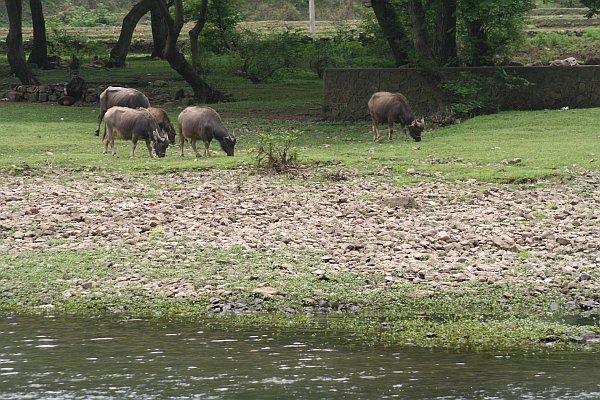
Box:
[491,235,518,251]
[579,272,592,281]
[8,91,23,102]
[253,286,281,298]
[385,196,417,209]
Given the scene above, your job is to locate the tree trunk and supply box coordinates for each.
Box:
[28,0,49,69]
[6,0,39,84]
[370,0,409,67]
[108,0,153,67]
[156,0,223,102]
[150,3,167,59]
[433,0,457,66]
[466,19,493,66]
[408,0,433,64]
[189,0,208,73]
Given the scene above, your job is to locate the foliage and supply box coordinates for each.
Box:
[302,32,392,78]
[46,21,106,61]
[235,30,308,82]
[440,69,534,116]
[183,0,243,53]
[581,0,600,17]
[458,0,535,64]
[357,13,398,61]
[53,6,116,27]
[253,129,300,172]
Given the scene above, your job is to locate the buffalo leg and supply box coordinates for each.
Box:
[190,139,201,158]
[144,139,154,158]
[403,127,409,141]
[372,121,381,142]
[204,141,211,157]
[387,121,394,141]
[179,133,185,157]
[95,112,104,136]
[130,138,139,158]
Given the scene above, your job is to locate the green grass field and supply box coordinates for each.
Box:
[0,99,597,183]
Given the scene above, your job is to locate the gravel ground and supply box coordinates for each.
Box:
[1,168,599,308]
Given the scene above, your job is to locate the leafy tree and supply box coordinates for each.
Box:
[28,0,49,69]
[581,0,600,17]
[153,0,223,101]
[108,0,154,67]
[184,0,242,54]
[459,0,534,66]
[366,0,533,67]
[365,0,410,66]
[5,0,39,84]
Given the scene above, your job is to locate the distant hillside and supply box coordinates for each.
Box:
[0,1,367,26]
[0,0,139,26]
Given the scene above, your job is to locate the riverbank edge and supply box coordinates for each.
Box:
[1,285,599,352]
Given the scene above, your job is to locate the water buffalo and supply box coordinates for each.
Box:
[147,107,176,144]
[95,86,151,136]
[367,91,424,142]
[178,106,236,157]
[103,106,169,158]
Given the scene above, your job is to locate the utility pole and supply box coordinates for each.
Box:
[309,0,315,34]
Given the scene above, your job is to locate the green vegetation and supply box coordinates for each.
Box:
[0,57,599,351]
[0,58,596,181]
[0,246,596,351]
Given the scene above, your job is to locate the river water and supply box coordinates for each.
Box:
[0,316,598,399]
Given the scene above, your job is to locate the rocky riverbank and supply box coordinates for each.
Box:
[1,168,598,307]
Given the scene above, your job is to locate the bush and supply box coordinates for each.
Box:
[253,130,300,173]
[46,21,106,61]
[235,30,308,83]
[440,69,533,117]
[53,7,116,27]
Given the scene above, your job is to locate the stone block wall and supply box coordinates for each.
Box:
[323,66,600,121]
[6,84,100,104]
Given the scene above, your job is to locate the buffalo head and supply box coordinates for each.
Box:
[218,134,237,157]
[153,129,170,158]
[408,118,425,142]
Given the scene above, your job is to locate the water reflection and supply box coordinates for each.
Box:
[0,315,598,399]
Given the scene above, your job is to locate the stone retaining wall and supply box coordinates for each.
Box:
[323,66,600,120]
[6,84,100,104]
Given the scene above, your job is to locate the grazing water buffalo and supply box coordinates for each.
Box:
[103,106,169,158]
[95,86,151,136]
[178,106,236,157]
[147,107,176,144]
[367,91,424,142]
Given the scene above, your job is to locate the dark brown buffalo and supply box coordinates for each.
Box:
[178,106,236,157]
[367,91,424,142]
[103,106,169,158]
[95,86,151,136]
[147,107,176,144]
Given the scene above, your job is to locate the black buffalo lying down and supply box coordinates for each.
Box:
[103,106,170,158]
[95,86,151,136]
